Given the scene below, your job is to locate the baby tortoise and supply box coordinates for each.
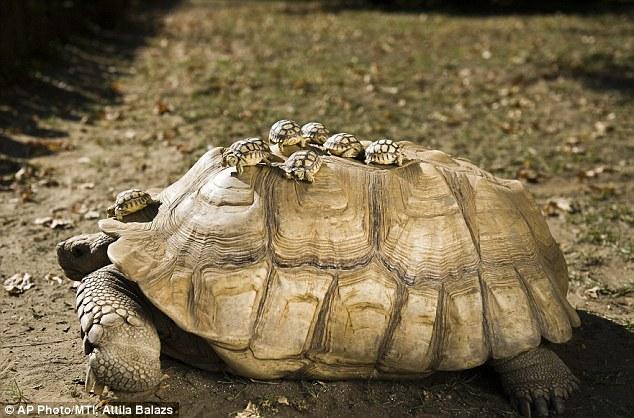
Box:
[106,189,156,221]
[279,149,322,183]
[301,122,330,145]
[269,120,307,153]
[222,138,272,175]
[323,133,364,158]
[365,139,404,166]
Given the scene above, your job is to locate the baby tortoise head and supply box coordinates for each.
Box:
[269,120,306,153]
[323,133,364,158]
[280,149,322,183]
[301,122,330,145]
[364,139,404,166]
[222,138,271,175]
[107,189,155,221]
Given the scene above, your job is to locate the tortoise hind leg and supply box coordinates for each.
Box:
[77,265,161,393]
[491,346,579,417]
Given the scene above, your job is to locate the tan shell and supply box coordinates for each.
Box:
[280,149,322,182]
[100,142,580,380]
[107,189,154,220]
[365,139,404,166]
[223,138,271,175]
[324,133,364,158]
[301,122,330,145]
[229,137,270,153]
[269,120,304,150]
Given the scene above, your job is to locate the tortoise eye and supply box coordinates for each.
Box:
[72,246,86,257]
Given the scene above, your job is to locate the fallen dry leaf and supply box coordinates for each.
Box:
[584,286,606,299]
[44,273,63,285]
[50,218,74,230]
[154,99,174,115]
[577,165,607,180]
[84,210,100,220]
[4,273,35,295]
[542,197,579,217]
[34,216,53,225]
[234,401,261,418]
[516,167,540,183]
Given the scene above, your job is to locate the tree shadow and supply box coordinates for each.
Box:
[0,0,181,151]
[557,51,634,98]
[316,0,634,16]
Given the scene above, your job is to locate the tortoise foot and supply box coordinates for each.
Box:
[492,347,579,417]
[78,265,161,394]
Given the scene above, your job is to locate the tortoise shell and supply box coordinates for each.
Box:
[99,142,580,380]
[228,137,270,153]
[301,122,330,145]
[106,189,154,220]
[323,133,364,158]
[269,120,301,145]
[281,149,323,182]
[365,139,404,166]
[285,149,321,170]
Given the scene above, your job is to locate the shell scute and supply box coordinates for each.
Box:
[311,262,398,366]
[271,160,372,267]
[251,267,334,360]
[436,272,488,370]
[378,163,480,283]
[381,284,440,372]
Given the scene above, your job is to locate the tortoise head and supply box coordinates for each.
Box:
[222,150,239,168]
[56,233,116,280]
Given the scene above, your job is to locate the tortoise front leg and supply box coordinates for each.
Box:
[491,346,579,417]
[77,265,161,393]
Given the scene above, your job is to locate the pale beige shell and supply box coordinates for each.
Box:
[100,142,580,380]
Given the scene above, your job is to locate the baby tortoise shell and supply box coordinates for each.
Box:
[323,133,364,158]
[107,189,155,221]
[269,120,306,152]
[222,138,271,175]
[365,139,404,166]
[280,149,322,182]
[301,122,330,145]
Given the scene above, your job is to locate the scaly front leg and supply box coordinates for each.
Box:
[77,265,161,393]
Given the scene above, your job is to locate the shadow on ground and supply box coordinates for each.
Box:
[0,0,181,160]
[316,0,634,15]
[150,311,633,417]
[558,51,634,98]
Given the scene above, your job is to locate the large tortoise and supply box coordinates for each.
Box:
[57,139,580,417]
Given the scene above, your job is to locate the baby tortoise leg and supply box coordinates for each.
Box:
[341,148,360,158]
[77,265,161,394]
[304,171,315,183]
[236,160,245,175]
[491,346,579,417]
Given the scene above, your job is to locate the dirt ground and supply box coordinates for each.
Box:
[0,1,632,417]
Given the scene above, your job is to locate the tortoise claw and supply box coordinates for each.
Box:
[552,396,566,415]
[534,397,549,416]
[519,398,531,417]
[492,347,578,417]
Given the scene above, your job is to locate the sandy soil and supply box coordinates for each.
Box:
[1,1,632,417]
